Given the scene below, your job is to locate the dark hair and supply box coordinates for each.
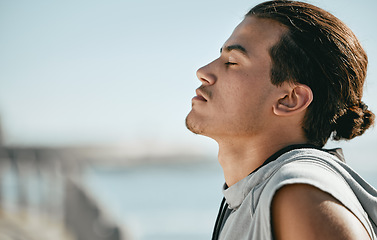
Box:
[247,0,375,146]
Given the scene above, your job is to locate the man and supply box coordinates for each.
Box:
[186,1,377,239]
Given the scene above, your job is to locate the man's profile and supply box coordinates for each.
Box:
[186,1,377,239]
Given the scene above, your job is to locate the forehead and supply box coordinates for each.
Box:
[224,16,287,54]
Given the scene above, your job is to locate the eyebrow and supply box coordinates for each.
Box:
[220,44,248,57]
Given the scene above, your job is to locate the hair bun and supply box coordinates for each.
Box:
[360,102,368,111]
[333,101,375,140]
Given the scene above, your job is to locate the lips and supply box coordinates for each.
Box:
[193,95,207,102]
[193,88,208,102]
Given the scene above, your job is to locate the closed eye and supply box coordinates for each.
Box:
[225,62,237,66]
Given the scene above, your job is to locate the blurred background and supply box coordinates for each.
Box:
[0,0,376,239]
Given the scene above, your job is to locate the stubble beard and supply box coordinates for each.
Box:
[185,112,203,135]
[186,110,259,139]
[186,86,213,135]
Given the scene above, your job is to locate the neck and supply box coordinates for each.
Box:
[217,135,307,187]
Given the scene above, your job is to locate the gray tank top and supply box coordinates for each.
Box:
[219,148,377,239]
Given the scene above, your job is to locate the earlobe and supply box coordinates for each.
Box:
[273,84,313,116]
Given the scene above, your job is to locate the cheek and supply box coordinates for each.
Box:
[221,86,255,115]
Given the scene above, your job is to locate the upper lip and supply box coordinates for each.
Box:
[196,88,208,101]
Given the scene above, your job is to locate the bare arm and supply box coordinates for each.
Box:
[271,184,371,240]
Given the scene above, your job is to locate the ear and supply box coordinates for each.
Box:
[273,83,313,116]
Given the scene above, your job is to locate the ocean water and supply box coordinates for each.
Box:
[84,159,377,240]
[84,160,224,240]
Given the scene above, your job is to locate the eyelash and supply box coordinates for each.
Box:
[225,62,237,66]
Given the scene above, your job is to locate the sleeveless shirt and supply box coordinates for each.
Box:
[219,148,377,239]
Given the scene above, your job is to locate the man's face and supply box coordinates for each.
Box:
[186,16,287,140]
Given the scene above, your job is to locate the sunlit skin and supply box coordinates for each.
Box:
[186,16,371,239]
[186,16,310,186]
[272,184,371,240]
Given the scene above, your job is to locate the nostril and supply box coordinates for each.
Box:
[200,77,211,85]
[196,63,216,85]
[197,73,216,85]
[203,74,216,85]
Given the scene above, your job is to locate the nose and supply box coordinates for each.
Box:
[196,62,216,85]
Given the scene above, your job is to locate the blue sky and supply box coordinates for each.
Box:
[0,0,376,162]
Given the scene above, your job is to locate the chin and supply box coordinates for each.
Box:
[185,114,199,134]
[185,111,207,135]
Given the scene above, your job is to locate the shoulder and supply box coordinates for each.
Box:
[271,184,371,240]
